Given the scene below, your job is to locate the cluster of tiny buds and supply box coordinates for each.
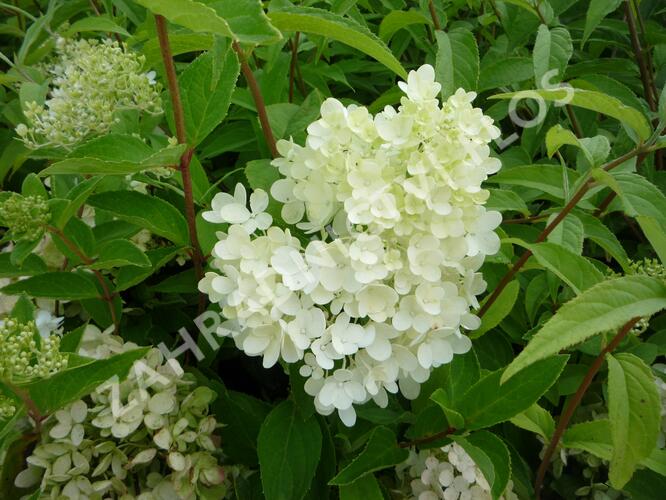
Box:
[0,395,17,419]
[0,193,50,242]
[16,37,162,149]
[0,318,67,383]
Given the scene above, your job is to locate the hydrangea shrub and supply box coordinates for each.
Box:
[0,1,665,500]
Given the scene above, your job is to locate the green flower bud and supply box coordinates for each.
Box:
[0,194,50,241]
[0,318,67,382]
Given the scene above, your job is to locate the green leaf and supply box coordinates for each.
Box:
[64,15,130,37]
[582,0,623,46]
[562,419,614,458]
[595,172,666,230]
[423,350,481,411]
[174,45,240,146]
[546,213,584,254]
[115,246,183,292]
[430,389,466,429]
[135,0,281,45]
[456,355,568,430]
[435,28,479,98]
[60,323,88,353]
[607,353,661,488]
[487,164,580,199]
[502,276,666,382]
[1,272,100,300]
[378,10,431,42]
[637,216,666,264]
[453,431,511,500]
[575,211,629,269]
[21,172,48,198]
[509,403,555,439]
[257,400,322,500]
[0,253,46,278]
[486,188,529,215]
[90,239,151,270]
[41,135,186,176]
[209,0,282,45]
[562,419,666,477]
[208,379,271,467]
[21,348,149,414]
[268,6,407,79]
[519,240,605,294]
[338,474,383,500]
[491,88,651,141]
[87,191,189,245]
[329,426,408,485]
[533,25,572,85]
[478,57,534,92]
[473,280,520,338]
[54,176,104,229]
[245,159,279,190]
[545,124,579,158]
[10,294,34,323]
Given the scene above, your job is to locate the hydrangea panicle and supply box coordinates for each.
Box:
[398,443,518,499]
[199,64,502,426]
[17,326,230,499]
[17,37,162,149]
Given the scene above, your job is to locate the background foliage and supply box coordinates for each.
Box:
[1,0,666,499]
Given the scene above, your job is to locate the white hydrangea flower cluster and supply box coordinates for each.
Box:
[16,37,162,149]
[17,327,229,500]
[398,443,518,500]
[199,65,502,426]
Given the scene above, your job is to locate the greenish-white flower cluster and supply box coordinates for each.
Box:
[0,318,67,419]
[398,444,518,500]
[17,328,229,499]
[199,65,502,426]
[16,37,162,149]
[0,318,66,382]
[0,194,50,241]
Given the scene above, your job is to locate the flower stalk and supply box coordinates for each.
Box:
[232,41,278,158]
[154,15,205,295]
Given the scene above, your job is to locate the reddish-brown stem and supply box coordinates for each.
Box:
[566,105,583,139]
[534,317,640,498]
[288,33,306,102]
[47,226,119,332]
[626,0,662,170]
[428,0,442,30]
[478,147,644,317]
[233,41,278,158]
[502,214,549,224]
[154,15,205,299]
[399,427,455,448]
[631,0,658,103]
[625,1,657,112]
[594,191,617,216]
[4,380,44,432]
